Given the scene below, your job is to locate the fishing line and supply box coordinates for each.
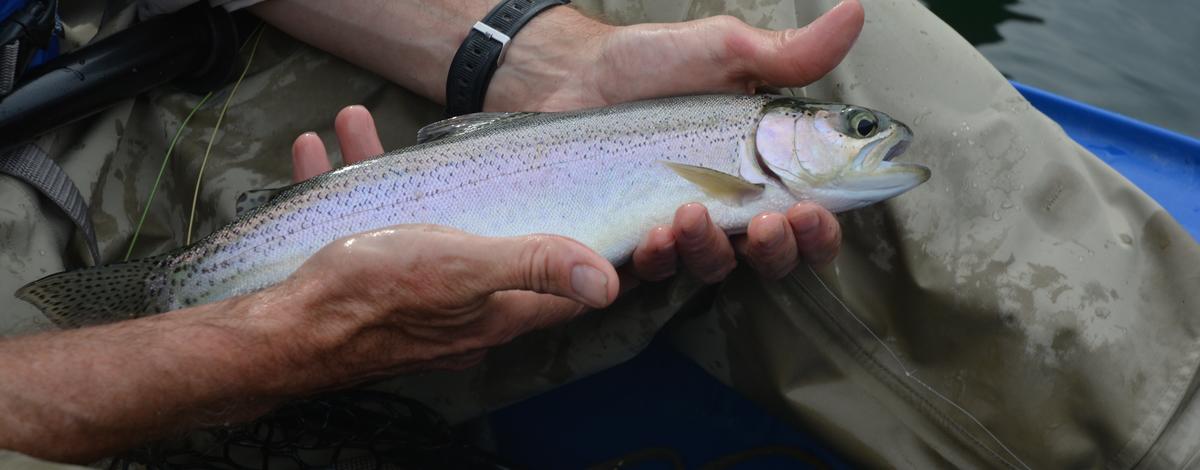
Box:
[806,265,1032,470]
[186,25,264,245]
[124,92,213,261]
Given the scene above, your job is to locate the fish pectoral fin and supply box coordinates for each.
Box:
[661,161,765,204]
[416,112,539,144]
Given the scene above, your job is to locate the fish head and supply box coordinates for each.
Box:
[750,97,931,211]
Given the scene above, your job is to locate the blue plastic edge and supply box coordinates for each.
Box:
[1011,80,1200,153]
[1012,79,1200,163]
[1012,80,1200,241]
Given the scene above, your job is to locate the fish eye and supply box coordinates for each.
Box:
[846,109,879,138]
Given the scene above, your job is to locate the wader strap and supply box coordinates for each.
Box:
[0,143,100,264]
[0,40,17,95]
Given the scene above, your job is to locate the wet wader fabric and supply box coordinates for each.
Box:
[2,0,1199,468]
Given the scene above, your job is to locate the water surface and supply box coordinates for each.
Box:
[923,0,1200,137]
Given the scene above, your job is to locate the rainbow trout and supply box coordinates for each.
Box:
[18,94,930,327]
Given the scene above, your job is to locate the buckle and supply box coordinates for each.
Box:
[471,21,511,65]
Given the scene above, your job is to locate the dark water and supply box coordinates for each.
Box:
[921,0,1200,138]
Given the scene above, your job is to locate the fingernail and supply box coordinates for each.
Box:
[651,226,677,253]
[571,265,609,307]
[679,207,710,241]
[754,214,785,250]
[793,209,819,235]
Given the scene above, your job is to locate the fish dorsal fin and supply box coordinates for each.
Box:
[661,161,765,205]
[416,112,538,144]
[235,186,290,216]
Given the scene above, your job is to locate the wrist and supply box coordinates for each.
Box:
[481,6,613,111]
[233,279,353,395]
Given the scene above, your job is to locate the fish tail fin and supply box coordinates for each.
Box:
[15,254,175,328]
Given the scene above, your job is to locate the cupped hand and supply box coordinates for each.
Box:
[283,223,618,378]
[292,106,841,285]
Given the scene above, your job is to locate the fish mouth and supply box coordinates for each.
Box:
[843,123,930,195]
[853,122,913,171]
[882,137,910,162]
[827,162,931,209]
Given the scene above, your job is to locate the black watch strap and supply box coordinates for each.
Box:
[445,0,570,117]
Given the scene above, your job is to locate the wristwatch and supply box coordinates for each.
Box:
[445,0,570,117]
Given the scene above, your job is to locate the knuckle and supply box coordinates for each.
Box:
[517,236,559,292]
[706,15,745,30]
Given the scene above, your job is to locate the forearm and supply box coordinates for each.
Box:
[249,0,610,110]
[0,286,310,463]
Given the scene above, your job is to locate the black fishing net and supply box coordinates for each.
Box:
[108,390,514,470]
[104,388,831,470]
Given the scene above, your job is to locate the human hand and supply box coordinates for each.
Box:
[481,2,856,280]
[485,1,865,112]
[292,106,841,285]
[284,107,620,378]
[277,223,617,379]
[288,108,617,375]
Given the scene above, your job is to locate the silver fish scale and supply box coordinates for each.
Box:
[168,94,791,309]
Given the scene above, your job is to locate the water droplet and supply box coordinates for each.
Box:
[968,139,975,146]
[991,211,1001,221]
[38,250,45,256]
[1119,234,1133,244]
[1001,201,1014,209]
[952,131,958,137]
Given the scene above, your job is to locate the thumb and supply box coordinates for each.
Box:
[735,0,864,87]
[474,234,620,309]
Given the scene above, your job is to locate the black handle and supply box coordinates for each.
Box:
[0,4,244,151]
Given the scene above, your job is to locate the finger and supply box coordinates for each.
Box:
[334,105,385,165]
[467,234,620,309]
[432,349,489,372]
[476,290,589,344]
[742,212,800,279]
[291,132,332,182]
[672,203,737,284]
[730,0,864,88]
[630,225,678,281]
[788,203,841,266]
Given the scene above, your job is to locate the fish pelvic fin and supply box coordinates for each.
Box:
[661,161,765,205]
[15,254,175,328]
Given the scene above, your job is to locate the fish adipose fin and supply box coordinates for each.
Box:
[416,112,538,144]
[15,254,174,328]
[661,161,765,205]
